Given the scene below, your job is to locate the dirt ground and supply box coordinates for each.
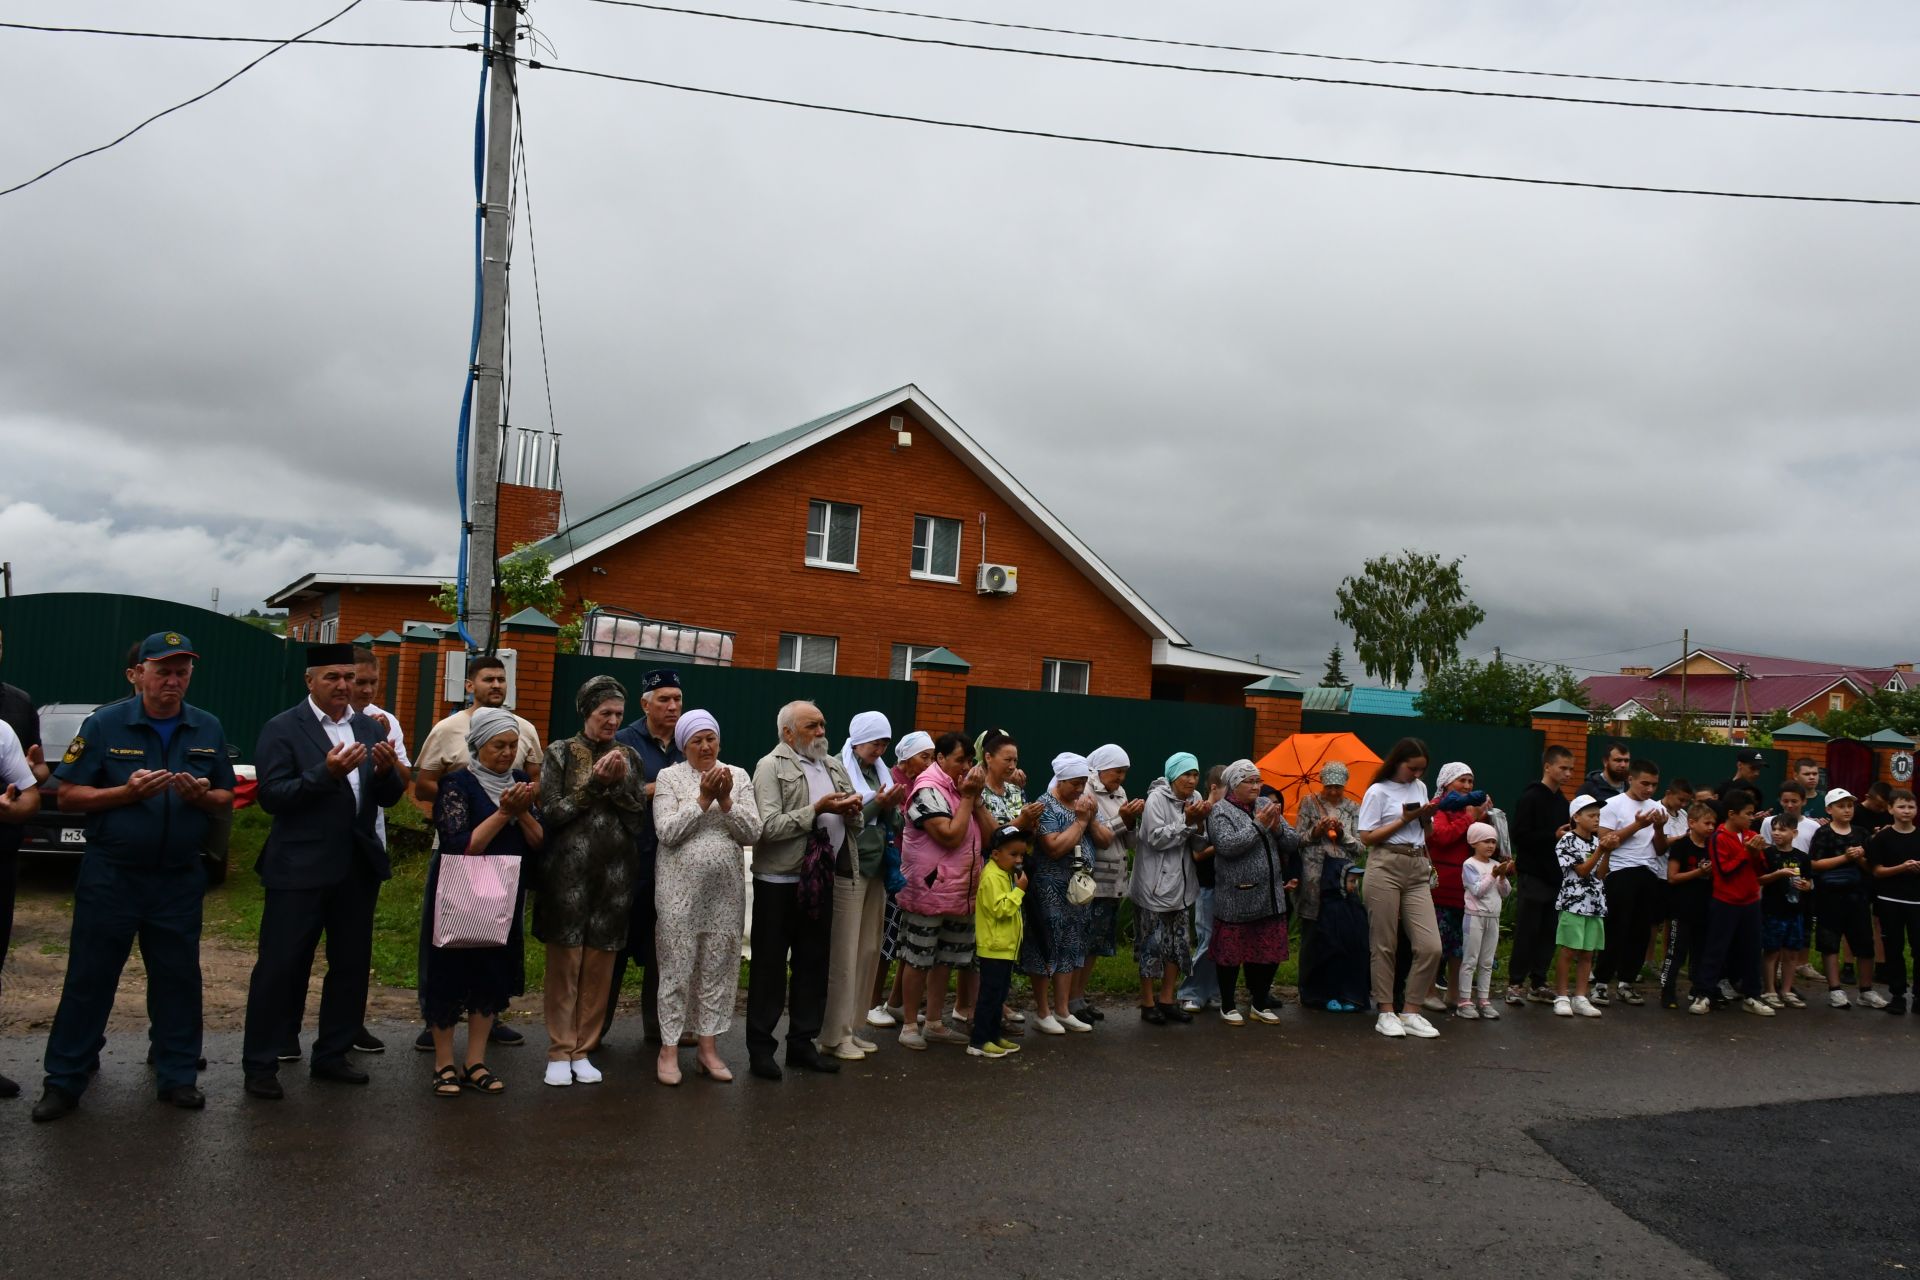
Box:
[0,894,544,1036]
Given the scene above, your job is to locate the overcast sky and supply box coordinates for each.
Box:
[4,0,1917,680]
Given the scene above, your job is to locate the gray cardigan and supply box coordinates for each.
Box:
[1128,776,1203,912]
[750,740,864,877]
[1206,800,1298,925]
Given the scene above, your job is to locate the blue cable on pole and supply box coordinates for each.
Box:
[451,3,491,650]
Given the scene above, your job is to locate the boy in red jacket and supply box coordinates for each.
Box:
[1687,794,1777,1017]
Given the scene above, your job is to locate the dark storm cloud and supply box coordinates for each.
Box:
[2,0,1916,675]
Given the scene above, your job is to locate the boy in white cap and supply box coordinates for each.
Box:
[1807,789,1884,1007]
[1457,822,1512,1019]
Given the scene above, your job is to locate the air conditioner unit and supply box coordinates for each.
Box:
[975,563,1018,596]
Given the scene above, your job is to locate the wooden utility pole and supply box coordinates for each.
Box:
[463,0,519,652]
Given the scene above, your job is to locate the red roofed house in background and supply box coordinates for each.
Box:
[1583,647,1914,741]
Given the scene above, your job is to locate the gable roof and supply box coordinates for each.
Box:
[1582,672,1867,718]
[528,384,1191,645]
[1649,647,1907,687]
[265,572,445,607]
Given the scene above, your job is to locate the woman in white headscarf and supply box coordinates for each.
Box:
[1073,744,1141,1024]
[422,707,542,1097]
[652,709,761,1085]
[818,711,904,1061]
[1020,752,1100,1034]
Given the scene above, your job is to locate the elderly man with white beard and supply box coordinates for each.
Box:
[746,701,864,1081]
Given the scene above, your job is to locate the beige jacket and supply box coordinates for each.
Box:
[750,739,864,877]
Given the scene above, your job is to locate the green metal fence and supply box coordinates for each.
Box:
[1302,711,1544,807]
[0,592,305,761]
[1584,736,1786,801]
[963,686,1254,783]
[548,654,918,753]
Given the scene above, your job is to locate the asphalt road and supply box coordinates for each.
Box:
[2,1001,1914,1279]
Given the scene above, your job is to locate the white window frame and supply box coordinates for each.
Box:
[1041,658,1091,695]
[778,633,839,675]
[890,643,943,680]
[805,500,861,572]
[1829,691,1845,711]
[909,514,963,582]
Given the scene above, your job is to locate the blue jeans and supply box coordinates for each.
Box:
[44,857,205,1095]
[1176,888,1220,1005]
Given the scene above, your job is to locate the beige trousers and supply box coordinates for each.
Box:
[1362,848,1443,1011]
[819,874,886,1050]
[544,944,616,1061]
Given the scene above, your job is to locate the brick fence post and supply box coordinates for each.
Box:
[501,607,560,741]
[1531,699,1592,798]
[1866,730,1916,789]
[1770,721,1829,785]
[910,647,971,737]
[1244,676,1304,759]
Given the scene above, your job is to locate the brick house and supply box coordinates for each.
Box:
[270,385,1294,698]
[1583,646,1914,738]
[267,573,447,645]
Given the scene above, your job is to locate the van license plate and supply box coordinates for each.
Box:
[60,829,85,845]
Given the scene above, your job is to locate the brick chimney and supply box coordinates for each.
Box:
[496,429,564,554]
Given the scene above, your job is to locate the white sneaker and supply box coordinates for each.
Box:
[1397,1012,1440,1038]
[865,1004,898,1028]
[1858,989,1890,1009]
[1761,992,1785,1009]
[830,1042,867,1061]
[850,1034,879,1053]
[1249,1006,1281,1024]
[1454,1002,1479,1021]
[1060,1013,1094,1033]
[1421,994,1449,1013]
[1034,1015,1066,1036]
[1689,996,1712,1015]
[1178,999,1203,1014]
[1375,1011,1407,1038]
[570,1057,603,1084]
[898,1026,928,1050]
[1006,1009,1027,1024]
[1740,996,1777,1017]
[1553,996,1572,1017]
[1829,988,1852,1009]
[1797,963,1821,981]
[1571,996,1602,1018]
[1220,1008,1246,1027]
[1477,1001,1500,1021]
[1782,991,1806,1009]
[544,1060,574,1087]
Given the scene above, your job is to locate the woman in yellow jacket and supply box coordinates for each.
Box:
[970,825,1031,1059]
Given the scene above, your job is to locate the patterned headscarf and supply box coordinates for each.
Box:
[575,674,626,718]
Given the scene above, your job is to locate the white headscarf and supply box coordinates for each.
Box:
[1087,744,1129,775]
[894,731,934,765]
[1049,751,1094,795]
[840,710,893,800]
[1435,761,1473,792]
[464,706,519,805]
[1221,758,1261,790]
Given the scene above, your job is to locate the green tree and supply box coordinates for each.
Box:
[1334,550,1487,689]
[1620,707,1720,743]
[1320,645,1352,688]
[1415,656,1588,729]
[434,543,592,654]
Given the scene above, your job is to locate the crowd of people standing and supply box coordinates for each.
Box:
[6,632,1920,1123]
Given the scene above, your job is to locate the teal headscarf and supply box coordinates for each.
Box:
[1164,751,1200,782]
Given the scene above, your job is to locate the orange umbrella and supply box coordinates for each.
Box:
[1256,732,1384,823]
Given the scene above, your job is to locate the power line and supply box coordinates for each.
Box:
[584,1,1920,126]
[522,58,1920,206]
[0,20,470,51]
[0,0,377,199]
[773,0,1920,101]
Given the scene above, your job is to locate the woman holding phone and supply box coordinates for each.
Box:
[1357,737,1445,1039]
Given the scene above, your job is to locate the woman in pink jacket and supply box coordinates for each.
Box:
[894,732,989,1049]
[1426,761,1492,1013]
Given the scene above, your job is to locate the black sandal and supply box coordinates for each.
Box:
[431,1065,461,1099]
[461,1062,505,1095]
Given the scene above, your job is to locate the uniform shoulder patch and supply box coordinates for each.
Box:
[62,735,85,765]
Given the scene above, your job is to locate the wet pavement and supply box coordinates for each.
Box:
[1,1001,1914,1279]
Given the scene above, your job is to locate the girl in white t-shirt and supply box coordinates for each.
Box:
[1356,738,1446,1040]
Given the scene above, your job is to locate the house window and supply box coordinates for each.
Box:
[891,643,943,680]
[805,500,860,570]
[1830,691,1846,711]
[778,632,838,674]
[1041,659,1091,694]
[910,515,962,581]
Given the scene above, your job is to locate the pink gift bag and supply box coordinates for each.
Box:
[433,854,523,949]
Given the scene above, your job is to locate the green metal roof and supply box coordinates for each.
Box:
[1244,675,1303,696]
[1531,698,1591,719]
[1862,728,1915,746]
[522,386,913,563]
[1770,721,1829,741]
[913,646,970,672]
[1303,686,1350,713]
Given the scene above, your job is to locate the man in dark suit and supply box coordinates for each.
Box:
[241,643,405,1098]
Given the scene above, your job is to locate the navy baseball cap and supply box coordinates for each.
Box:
[988,824,1029,850]
[137,631,197,662]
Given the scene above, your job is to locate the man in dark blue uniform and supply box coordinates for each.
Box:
[33,632,236,1122]
[604,667,684,1046]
